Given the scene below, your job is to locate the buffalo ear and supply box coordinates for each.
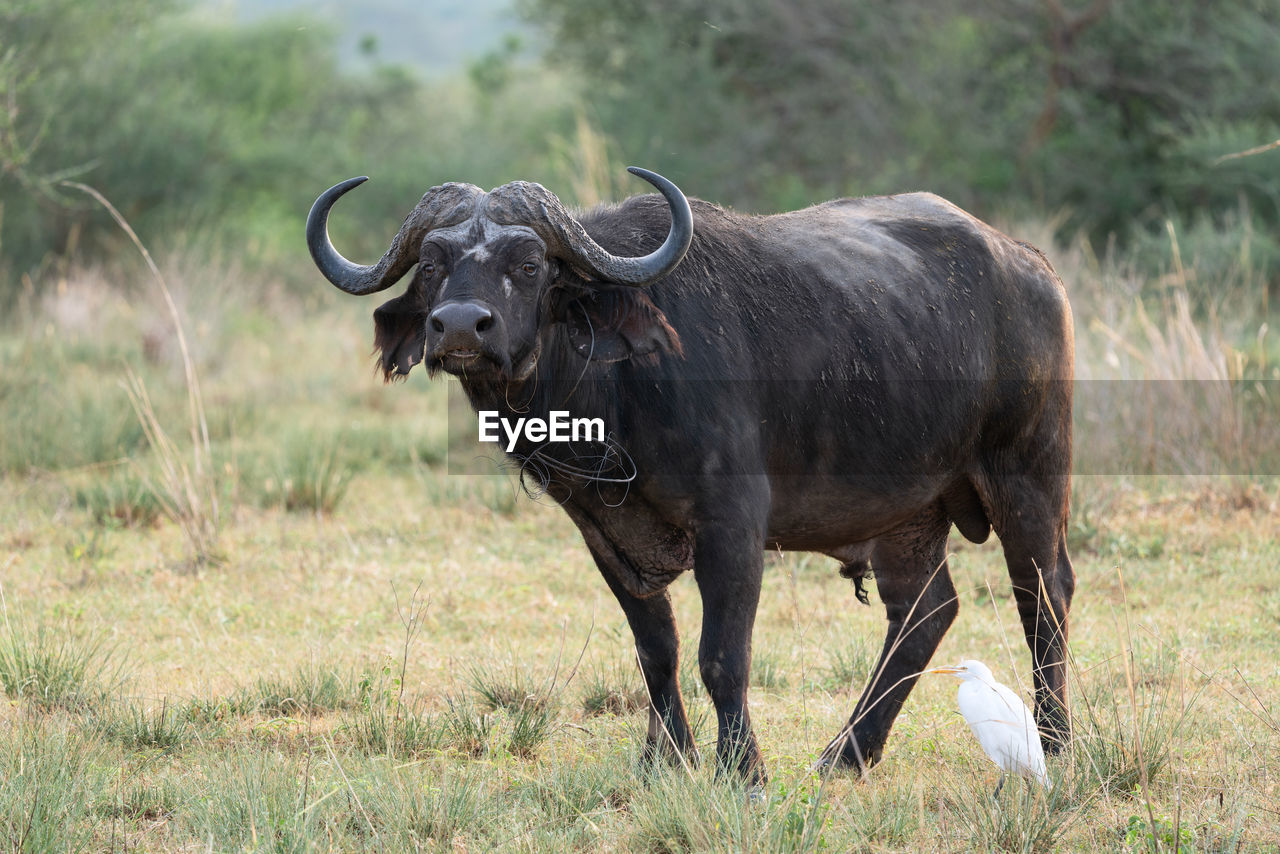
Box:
[561,287,683,364]
[372,292,428,381]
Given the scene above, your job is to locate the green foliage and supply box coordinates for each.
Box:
[441,691,497,758]
[816,637,875,694]
[525,0,1280,271]
[176,748,325,850]
[252,432,355,515]
[347,703,446,760]
[357,767,495,848]
[1072,645,1194,797]
[2,3,345,272]
[0,0,575,291]
[946,771,1083,854]
[505,697,559,758]
[0,350,149,474]
[96,775,186,827]
[467,658,556,712]
[1123,803,1196,853]
[8,0,1279,299]
[347,655,444,760]
[771,780,833,852]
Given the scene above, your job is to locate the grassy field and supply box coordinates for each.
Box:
[1,228,1278,850]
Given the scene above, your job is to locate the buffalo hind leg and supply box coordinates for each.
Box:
[996,487,1074,753]
[820,513,957,772]
[588,548,696,768]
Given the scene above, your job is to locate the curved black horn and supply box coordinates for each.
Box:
[308,176,417,296]
[487,167,693,287]
[595,167,694,285]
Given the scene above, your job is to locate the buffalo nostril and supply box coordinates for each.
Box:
[430,302,494,340]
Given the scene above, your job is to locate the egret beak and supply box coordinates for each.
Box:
[926,666,963,676]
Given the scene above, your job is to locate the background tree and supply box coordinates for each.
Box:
[524,0,1280,279]
[3,0,1279,294]
[0,0,574,289]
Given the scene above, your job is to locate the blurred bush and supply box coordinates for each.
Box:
[3,0,1279,297]
[0,0,574,294]
[523,0,1280,280]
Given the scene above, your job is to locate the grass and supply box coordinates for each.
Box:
[348,702,446,759]
[0,617,124,712]
[441,692,498,758]
[93,698,198,751]
[0,719,112,851]
[814,636,876,694]
[242,430,356,514]
[1071,643,1194,797]
[241,661,360,717]
[6,480,1268,850]
[73,466,165,528]
[0,225,1276,848]
[582,660,647,716]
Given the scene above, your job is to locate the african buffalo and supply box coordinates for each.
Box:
[306,168,1075,783]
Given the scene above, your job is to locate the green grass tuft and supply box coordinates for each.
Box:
[467,659,557,713]
[442,692,498,758]
[0,720,112,851]
[0,619,124,712]
[581,660,647,716]
[815,637,876,694]
[93,698,198,752]
[346,704,446,760]
[506,698,559,759]
[243,432,355,514]
[358,766,495,848]
[73,467,165,528]
[244,661,359,717]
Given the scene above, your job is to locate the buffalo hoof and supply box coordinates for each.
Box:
[639,737,699,775]
[815,736,883,778]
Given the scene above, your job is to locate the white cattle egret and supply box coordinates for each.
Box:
[930,659,1050,795]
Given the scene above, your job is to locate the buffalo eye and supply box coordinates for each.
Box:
[420,261,437,277]
[520,261,539,277]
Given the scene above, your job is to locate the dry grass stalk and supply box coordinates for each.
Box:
[555,113,623,207]
[121,370,219,566]
[61,181,220,567]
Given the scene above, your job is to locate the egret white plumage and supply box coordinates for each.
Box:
[930,659,1050,795]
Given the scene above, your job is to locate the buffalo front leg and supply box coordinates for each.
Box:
[821,515,957,773]
[588,548,696,767]
[693,522,767,785]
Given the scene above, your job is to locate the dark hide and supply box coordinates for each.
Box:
[560,287,684,364]
[319,181,1076,787]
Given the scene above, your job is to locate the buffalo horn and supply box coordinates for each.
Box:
[489,167,693,286]
[306,177,483,295]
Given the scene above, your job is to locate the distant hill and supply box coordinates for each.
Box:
[203,0,529,75]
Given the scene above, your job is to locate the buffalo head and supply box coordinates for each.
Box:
[306,168,693,382]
